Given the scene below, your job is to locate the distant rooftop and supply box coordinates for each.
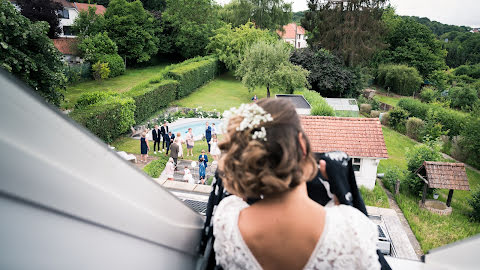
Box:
[74,2,106,15]
[301,116,388,158]
[276,23,306,39]
[275,94,311,109]
[324,98,359,112]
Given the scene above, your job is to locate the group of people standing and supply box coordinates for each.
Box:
[140,121,221,184]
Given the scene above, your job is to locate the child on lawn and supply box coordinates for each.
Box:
[199,157,206,184]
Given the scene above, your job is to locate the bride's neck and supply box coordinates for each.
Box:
[259,183,310,206]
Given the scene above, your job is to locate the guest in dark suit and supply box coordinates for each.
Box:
[152,125,161,154]
[170,138,180,171]
[160,121,169,152]
[198,149,208,168]
[205,122,212,152]
[165,131,175,156]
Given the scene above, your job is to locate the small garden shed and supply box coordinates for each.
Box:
[275,94,311,115]
[324,98,359,117]
[301,116,388,189]
[416,161,470,207]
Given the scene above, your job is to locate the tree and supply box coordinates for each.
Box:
[236,41,309,97]
[70,0,110,7]
[376,17,447,77]
[139,0,166,11]
[72,6,106,38]
[290,48,360,97]
[16,0,62,38]
[78,32,117,62]
[0,1,66,105]
[220,0,292,31]
[442,32,480,68]
[302,0,387,67]
[163,0,222,58]
[207,22,277,71]
[104,0,158,63]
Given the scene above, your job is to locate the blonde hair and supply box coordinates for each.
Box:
[176,132,181,137]
[218,98,317,199]
[141,132,147,138]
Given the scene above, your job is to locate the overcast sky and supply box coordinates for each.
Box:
[216,0,480,28]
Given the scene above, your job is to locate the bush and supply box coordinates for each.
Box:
[406,117,424,141]
[70,96,135,143]
[143,156,169,178]
[370,110,380,118]
[460,116,480,169]
[64,63,91,84]
[448,86,479,111]
[450,136,468,162]
[380,112,389,125]
[125,80,179,123]
[420,110,448,142]
[167,57,219,99]
[92,61,110,80]
[97,54,125,78]
[382,167,404,194]
[468,186,480,222]
[388,107,409,133]
[360,104,372,114]
[398,98,468,136]
[419,86,438,103]
[454,64,480,79]
[376,64,423,96]
[75,91,119,109]
[405,142,442,196]
[294,89,335,116]
[78,32,118,63]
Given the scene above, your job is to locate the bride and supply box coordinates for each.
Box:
[214,99,380,270]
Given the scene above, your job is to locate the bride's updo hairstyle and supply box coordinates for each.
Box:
[218,98,317,199]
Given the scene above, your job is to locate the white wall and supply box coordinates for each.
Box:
[295,108,311,115]
[59,8,78,37]
[283,36,308,48]
[354,158,380,190]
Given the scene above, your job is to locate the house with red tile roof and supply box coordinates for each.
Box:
[277,23,307,49]
[52,38,82,64]
[301,116,388,189]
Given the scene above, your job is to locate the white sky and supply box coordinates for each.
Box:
[216,0,480,28]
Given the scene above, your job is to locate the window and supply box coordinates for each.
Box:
[63,26,72,36]
[58,9,69,19]
[353,158,361,172]
[297,42,300,48]
[297,34,302,40]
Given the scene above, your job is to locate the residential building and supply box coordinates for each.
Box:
[277,23,308,49]
[52,38,82,64]
[301,116,388,189]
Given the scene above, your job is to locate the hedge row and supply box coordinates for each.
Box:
[376,64,423,96]
[397,98,468,136]
[72,57,220,142]
[125,80,179,123]
[167,57,220,99]
[70,97,136,143]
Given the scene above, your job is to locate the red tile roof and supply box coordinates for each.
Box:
[416,161,470,190]
[300,116,388,158]
[52,38,79,55]
[277,23,305,39]
[74,2,106,14]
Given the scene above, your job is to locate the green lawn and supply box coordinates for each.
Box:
[359,181,390,208]
[62,63,170,109]
[172,73,270,112]
[373,94,402,107]
[379,126,480,252]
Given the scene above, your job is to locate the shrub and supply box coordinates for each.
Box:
[406,117,424,141]
[460,116,480,169]
[376,64,423,96]
[78,32,118,63]
[420,110,448,142]
[405,142,442,196]
[97,54,125,78]
[125,80,179,123]
[468,186,480,222]
[370,110,380,118]
[75,91,119,109]
[450,136,468,162]
[167,57,219,99]
[92,61,110,80]
[454,64,480,79]
[70,96,135,143]
[143,156,169,178]
[360,104,372,114]
[64,63,91,84]
[419,86,438,103]
[448,86,479,111]
[294,89,335,116]
[388,107,409,133]
[380,112,389,125]
[382,167,404,194]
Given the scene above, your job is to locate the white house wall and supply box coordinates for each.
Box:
[59,8,78,37]
[283,38,308,48]
[354,158,379,190]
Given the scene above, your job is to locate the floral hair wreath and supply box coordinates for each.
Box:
[222,103,274,141]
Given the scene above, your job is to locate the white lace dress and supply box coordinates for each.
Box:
[213,195,380,270]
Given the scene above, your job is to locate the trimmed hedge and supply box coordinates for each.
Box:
[125,80,179,123]
[75,91,119,109]
[98,54,125,78]
[398,98,468,136]
[376,64,423,96]
[70,97,135,143]
[167,57,219,99]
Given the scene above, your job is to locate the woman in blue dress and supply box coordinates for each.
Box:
[140,132,150,163]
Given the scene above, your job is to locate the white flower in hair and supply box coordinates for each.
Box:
[222,103,273,141]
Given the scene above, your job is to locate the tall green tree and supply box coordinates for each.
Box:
[163,0,222,58]
[72,6,106,38]
[16,0,62,38]
[207,22,277,71]
[236,41,309,97]
[441,31,480,68]
[139,0,166,11]
[0,0,66,105]
[104,0,158,63]
[220,0,291,31]
[376,17,447,77]
[302,0,387,67]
